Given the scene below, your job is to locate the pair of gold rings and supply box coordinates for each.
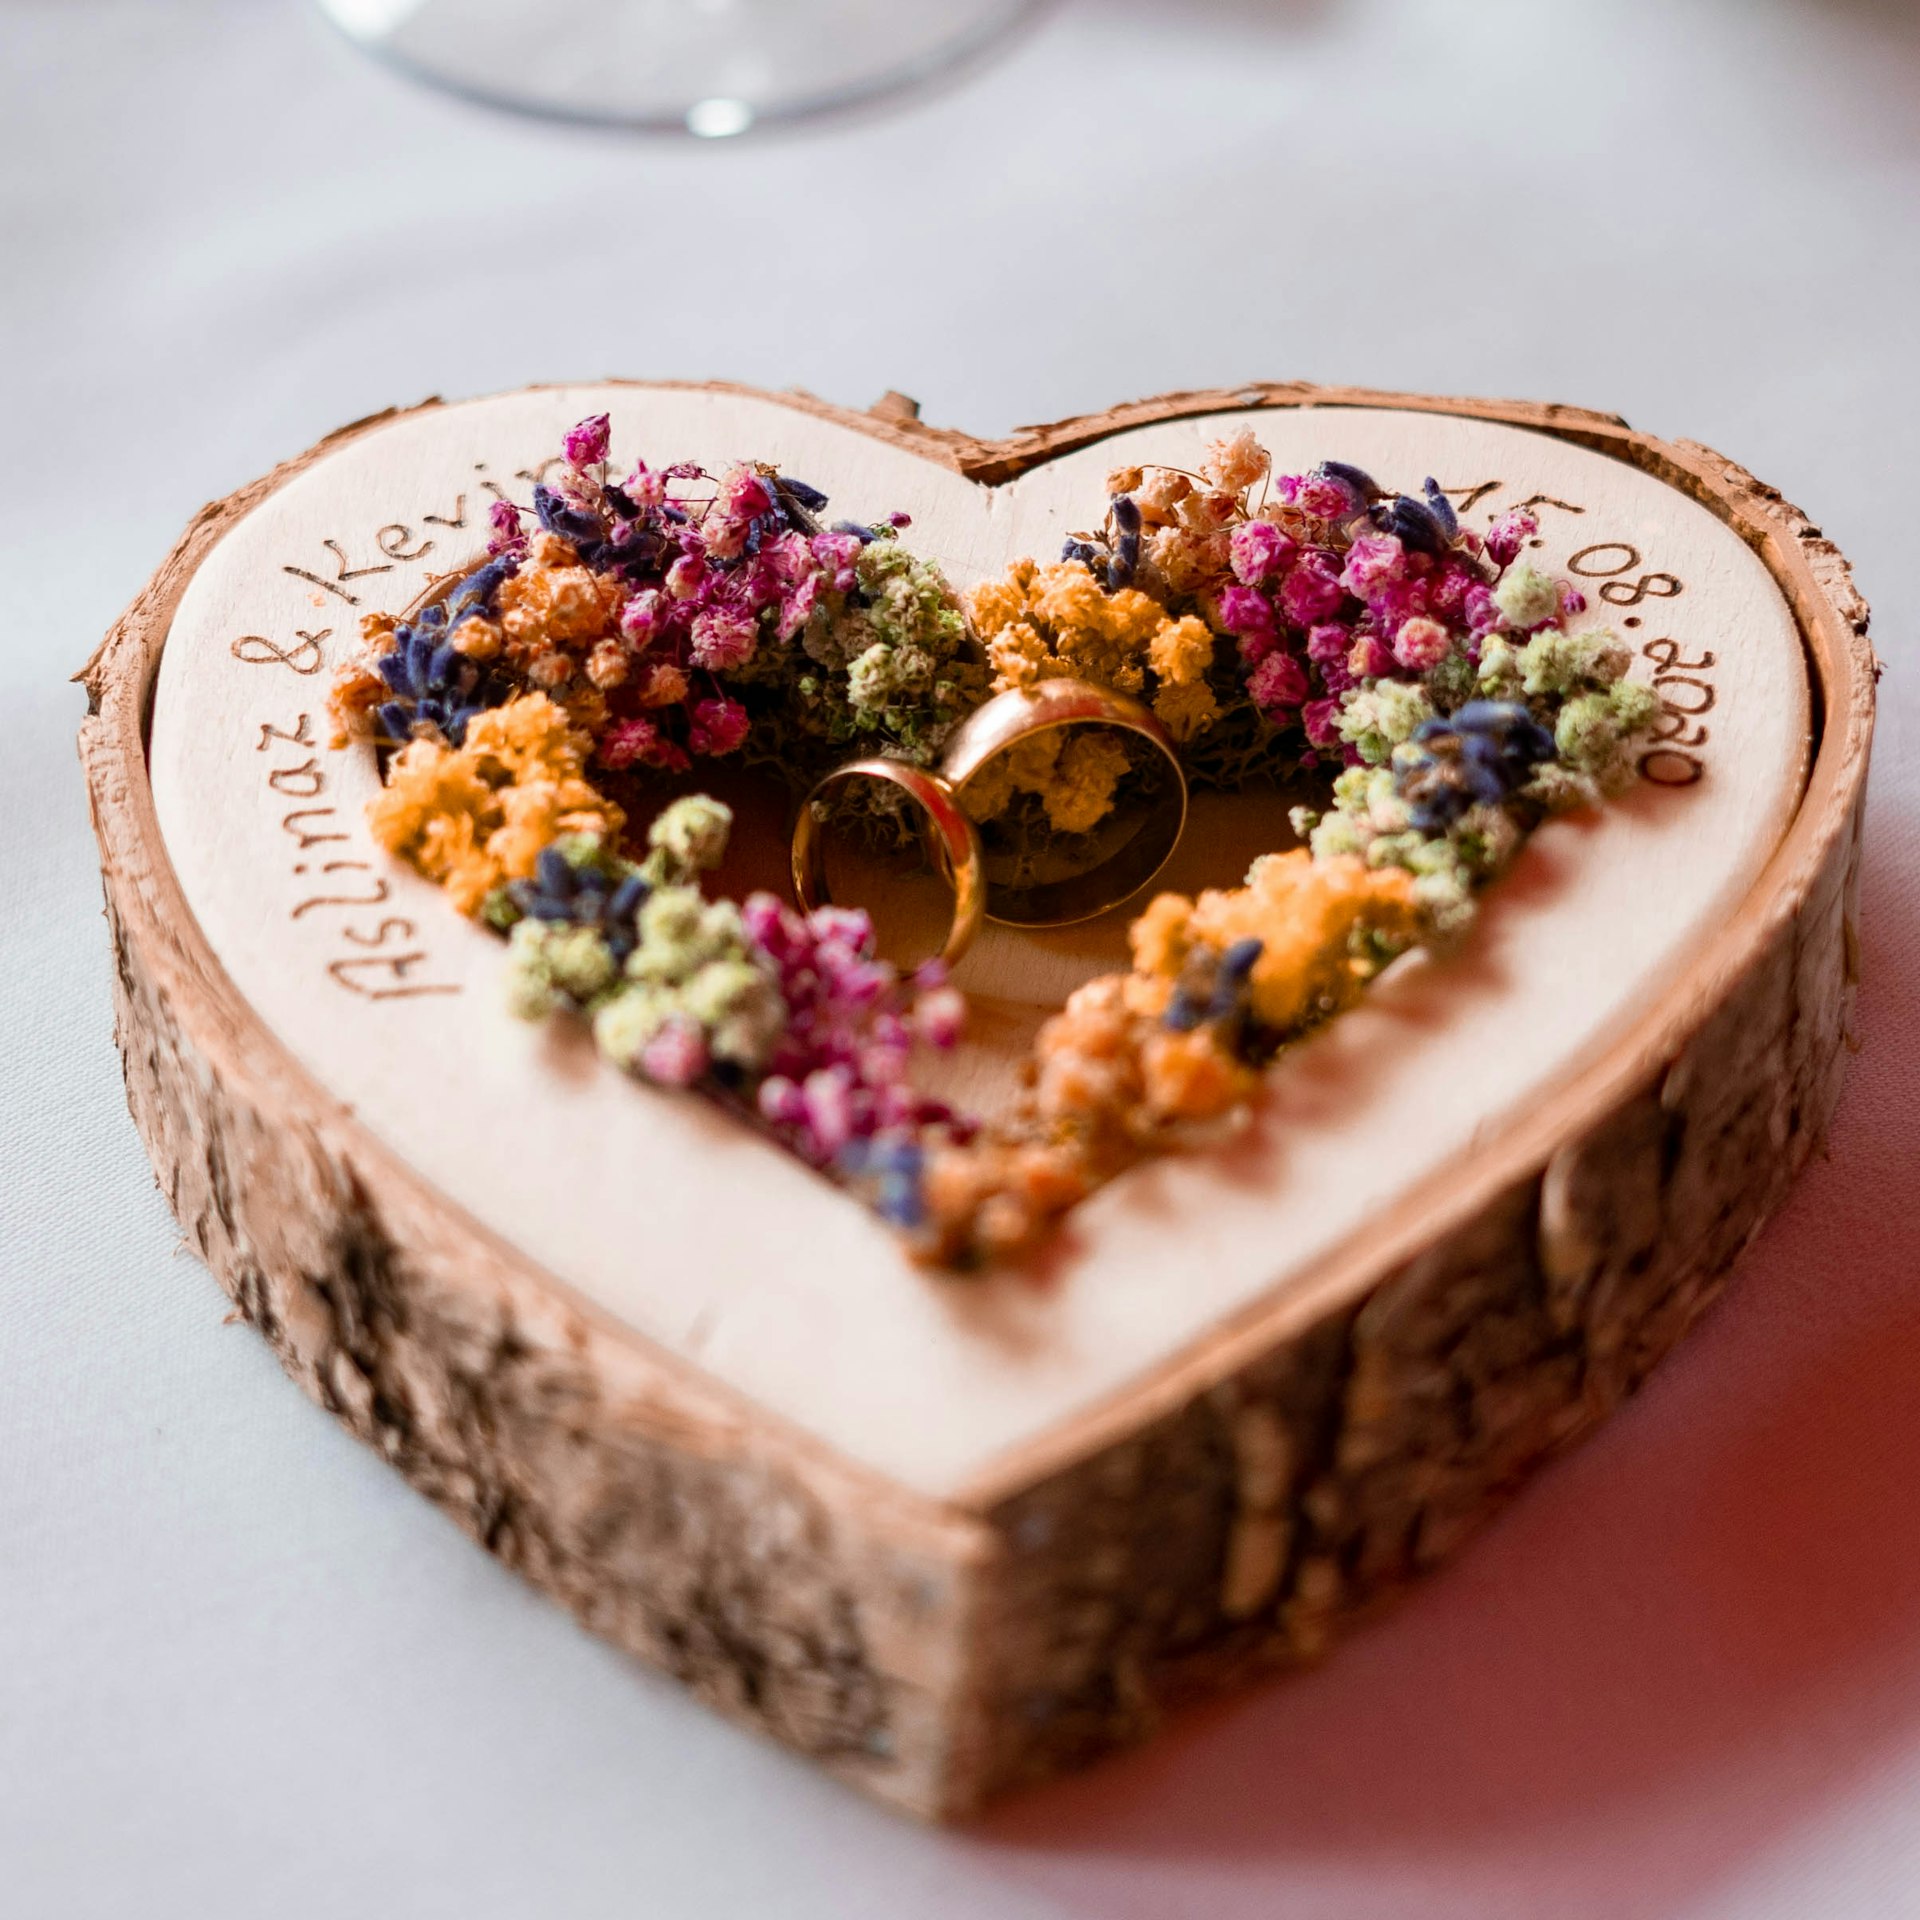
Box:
[790,678,1190,968]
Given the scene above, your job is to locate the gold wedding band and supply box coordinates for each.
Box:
[790,678,1189,967]
[790,756,987,971]
[940,679,1189,929]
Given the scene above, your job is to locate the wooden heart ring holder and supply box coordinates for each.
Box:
[80,382,1874,1819]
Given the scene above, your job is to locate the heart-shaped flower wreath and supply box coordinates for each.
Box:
[328,413,1660,1268]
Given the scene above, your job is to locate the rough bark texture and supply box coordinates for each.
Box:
[972,794,1863,1796]
[80,384,1874,1819]
[92,831,992,1810]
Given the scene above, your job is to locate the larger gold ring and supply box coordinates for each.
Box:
[939,679,1189,930]
[791,678,1189,967]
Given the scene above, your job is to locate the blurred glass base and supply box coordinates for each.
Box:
[318,0,1040,135]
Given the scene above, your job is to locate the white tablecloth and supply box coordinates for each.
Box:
[7,2,1920,1914]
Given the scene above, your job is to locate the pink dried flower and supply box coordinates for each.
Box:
[639,1019,708,1088]
[1370,583,1431,639]
[1317,653,1356,695]
[688,694,749,757]
[1304,621,1349,664]
[690,605,758,672]
[666,553,707,601]
[1298,476,1355,520]
[1427,559,1476,622]
[914,985,966,1051]
[1305,620,1357,694]
[719,466,775,518]
[1484,506,1539,569]
[701,467,777,560]
[740,891,797,960]
[859,1035,910,1089]
[1216,583,1276,641]
[1393,615,1451,672]
[620,589,665,647]
[1302,696,1344,747]
[606,721,691,771]
[810,530,864,593]
[485,499,526,556]
[747,528,812,589]
[1229,519,1296,586]
[563,413,611,471]
[756,1075,804,1130]
[1465,583,1504,638]
[799,1067,856,1160]
[1248,650,1310,713]
[622,462,667,511]
[1340,531,1409,603]
[1280,550,1345,625]
[1352,633,1397,679]
[487,506,526,560]
[776,571,820,642]
[1559,583,1588,616]
[739,895,962,1170]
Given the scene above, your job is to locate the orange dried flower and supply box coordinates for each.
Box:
[451,615,504,662]
[917,1138,1089,1267]
[368,693,623,916]
[960,558,1223,827]
[1134,850,1420,1034]
[494,530,627,677]
[585,638,630,691]
[326,610,402,746]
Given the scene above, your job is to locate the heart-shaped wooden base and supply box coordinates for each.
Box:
[82,383,1873,1817]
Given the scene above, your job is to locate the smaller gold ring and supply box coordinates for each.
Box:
[791,757,987,970]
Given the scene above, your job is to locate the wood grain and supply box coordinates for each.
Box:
[80,382,1873,1817]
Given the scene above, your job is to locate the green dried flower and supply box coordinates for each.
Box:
[1493,564,1562,631]
[589,884,787,1076]
[1474,634,1526,703]
[1304,810,1368,860]
[1522,762,1606,815]
[1337,680,1435,765]
[1441,801,1523,878]
[1425,646,1479,710]
[626,887,742,984]
[505,918,619,1019]
[642,795,733,887]
[1517,626,1633,698]
[1409,866,1477,937]
[591,982,675,1066]
[795,537,991,765]
[679,955,787,1067]
[1555,682,1659,792]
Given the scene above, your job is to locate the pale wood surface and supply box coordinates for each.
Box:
[146,386,1809,1500]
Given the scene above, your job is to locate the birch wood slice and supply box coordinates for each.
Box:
[82,382,1874,1818]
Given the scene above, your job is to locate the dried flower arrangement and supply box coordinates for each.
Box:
[328,415,1662,1270]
